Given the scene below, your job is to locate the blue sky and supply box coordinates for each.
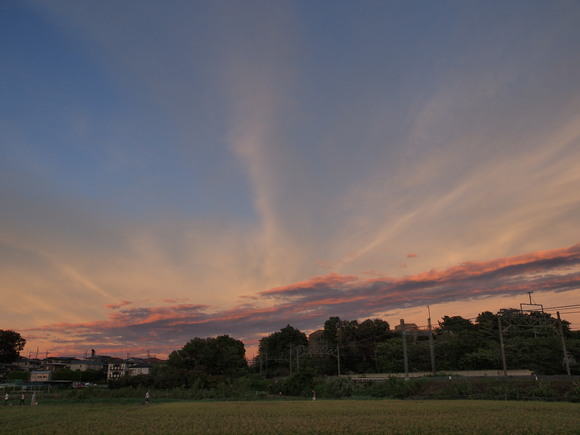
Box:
[1,0,579,358]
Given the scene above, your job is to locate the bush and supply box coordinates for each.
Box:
[358,377,421,399]
[270,371,315,397]
[6,370,28,381]
[316,377,354,399]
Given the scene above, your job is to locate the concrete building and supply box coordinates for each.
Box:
[30,371,52,382]
[107,361,128,380]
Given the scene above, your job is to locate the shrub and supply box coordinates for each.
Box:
[6,370,28,381]
[316,376,354,399]
[270,371,315,397]
[358,377,422,399]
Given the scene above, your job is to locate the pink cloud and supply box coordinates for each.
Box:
[259,273,359,297]
[25,243,580,358]
[105,300,132,310]
[162,298,189,304]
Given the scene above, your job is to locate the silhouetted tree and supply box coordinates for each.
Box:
[165,335,247,388]
[437,315,477,334]
[258,325,308,376]
[0,330,26,363]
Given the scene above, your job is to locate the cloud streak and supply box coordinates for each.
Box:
[25,243,580,357]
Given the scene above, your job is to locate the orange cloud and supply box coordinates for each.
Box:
[105,300,132,310]
[259,273,359,297]
[25,243,580,358]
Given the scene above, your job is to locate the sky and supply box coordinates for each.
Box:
[1,0,580,360]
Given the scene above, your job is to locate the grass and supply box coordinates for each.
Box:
[1,399,579,434]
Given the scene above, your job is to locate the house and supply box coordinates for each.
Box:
[42,357,78,372]
[13,357,42,371]
[107,356,165,380]
[128,364,150,376]
[70,360,105,372]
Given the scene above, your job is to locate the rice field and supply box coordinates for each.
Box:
[1,399,579,434]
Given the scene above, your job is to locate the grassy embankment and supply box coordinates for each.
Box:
[1,400,580,434]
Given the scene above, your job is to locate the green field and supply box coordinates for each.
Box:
[1,400,579,434]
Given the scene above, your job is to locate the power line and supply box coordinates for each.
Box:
[544,303,580,310]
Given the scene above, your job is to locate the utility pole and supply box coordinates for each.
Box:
[498,316,507,376]
[557,312,571,376]
[400,319,409,380]
[336,327,341,376]
[427,306,436,375]
[297,349,300,371]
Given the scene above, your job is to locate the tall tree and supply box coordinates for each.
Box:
[437,315,476,334]
[0,330,26,363]
[355,319,391,372]
[258,325,308,376]
[321,317,391,373]
[476,311,499,338]
[167,335,247,378]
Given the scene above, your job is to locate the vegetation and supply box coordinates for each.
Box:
[4,309,580,403]
[53,368,105,383]
[257,325,308,377]
[6,370,28,381]
[251,311,578,378]
[1,400,579,434]
[0,330,26,363]
[109,335,248,390]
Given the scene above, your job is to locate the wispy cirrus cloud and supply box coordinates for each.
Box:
[26,243,580,357]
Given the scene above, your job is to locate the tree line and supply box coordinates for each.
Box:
[112,308,579,391]
[2,308,579,393]
[256,310,578,378]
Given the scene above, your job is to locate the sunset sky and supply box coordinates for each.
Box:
[1,1,579,360]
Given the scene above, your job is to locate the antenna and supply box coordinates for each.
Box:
[521,291,543,314]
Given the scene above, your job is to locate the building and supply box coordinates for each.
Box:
[106,357,164,380]
[30,371,52,382]
[13,357,42,371]
[69,360,105,372]
[107,361,128,380]
[41,357,78,372]
[127,364,150,376]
